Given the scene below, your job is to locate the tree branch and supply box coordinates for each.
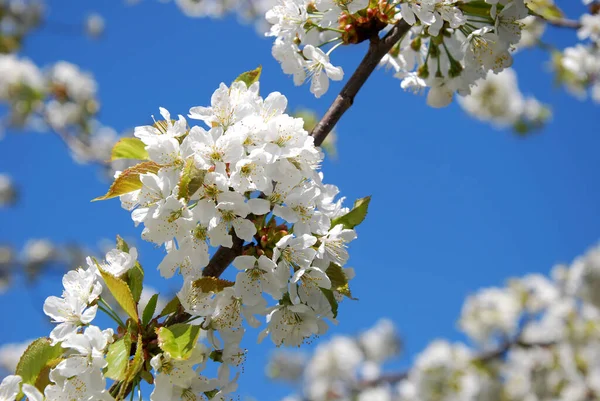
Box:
[201,20,412,279]
[310,19,411,146]
[359,339,556,388]
[202,233,244,278]
[536,15,581,29]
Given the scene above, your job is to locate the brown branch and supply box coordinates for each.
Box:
[310,19,411,146]
[202,233,244,278]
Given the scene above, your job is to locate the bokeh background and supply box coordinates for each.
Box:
[0,1,599,400]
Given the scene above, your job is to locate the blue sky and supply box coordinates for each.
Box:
[0,1,599,400]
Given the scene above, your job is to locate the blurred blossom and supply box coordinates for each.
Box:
[517,15,546,50]
[21,238,57,279]
[359,318,401,363]
[70,125,117,164]
[85,13,105,38]
[0,245,15,293]
[21,238,55,266]
[459,287,521,346]
[357,386,393,401]
[0,174,17,206]
[270,244,600,401]
[567,243,600,309]
[266,350,307,382]
[458,68,551,133]
[306,336,364,400]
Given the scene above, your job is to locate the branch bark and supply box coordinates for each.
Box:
[202,233,244,278]
[311,19,411,146]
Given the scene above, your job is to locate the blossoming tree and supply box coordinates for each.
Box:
[0,0,599,400]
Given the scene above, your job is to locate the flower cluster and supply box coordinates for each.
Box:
[266,0,530,105]
[268,242,600,401]
[0,0,42,53]
[0,74,365,401]
[457,68,551,133]
[550,1,600,103]
[115,78,360,348]
[0,54,126,165]
[128,0,278,31]
[0,55,97,132]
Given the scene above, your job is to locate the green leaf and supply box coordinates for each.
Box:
[15,338,64,394]
[127,262,144,304]
[320,288,339,318]
[142,293,160,326]
[331,196,371,229]
[125,334,145,383]
[326,263,356,300]
[110,137,149,161]
[159,295,181,317]
[115,235,144,303]
[97,262,139,321]
[105,336,131,381]
[527,0,564,21]
[234,66,262,87]
[459,0,492,17]
[93,161,161,201]
[192,277,235,293]
[116,235,130,253]
[156,323,201,360]
[177,158,206,201]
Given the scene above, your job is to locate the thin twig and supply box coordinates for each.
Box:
[359,339,556,388]
[536,15,581,29]
[310,19,411,146]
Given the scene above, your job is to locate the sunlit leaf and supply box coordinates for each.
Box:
[110,137,149,161]
[234,66,262,87]
[15,338,63,394]
[105,337,131,381]
[157,323,201,360]
[92,161,161,201]
[331,196,371,229]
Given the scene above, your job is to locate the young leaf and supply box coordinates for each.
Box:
[234,66,262,87]
[92,161,161,201]
[115,235,144,303]
[142,293,159,326]
[326,263,356,299]
[320,288,339,318]
[105,336,131,381]
[97,263,139,321]
[192,277,235,293]
[178,158,206,201]
[111,138,149,161]
[156,323,201,360]
[159,295,181,317]
[125,334,145,383]
[115,235,130,252]
[331,196,371,229]
[127,262,144,303]
[15,338,63,393]
[527,0,564,21]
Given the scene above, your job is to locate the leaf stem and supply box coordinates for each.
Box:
[99,297,126,327]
